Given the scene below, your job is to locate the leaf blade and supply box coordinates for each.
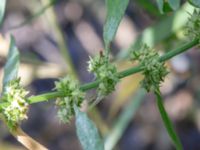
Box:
[103,0,129,49]
[155,90,183,150]
[75,107,104,150]
[3,36,20,93]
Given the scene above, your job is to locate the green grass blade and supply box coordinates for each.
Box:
[74,106,104,150]
[103,0,129,51]
[0,0,6,26]
[2,36,20,93]
[105,89,146,150]
[155,89,183,150]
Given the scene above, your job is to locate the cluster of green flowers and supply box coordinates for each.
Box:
[130,45,168,92]
[185,10,200,40]
[55,76,84,123]
[88,52,119,98]
[1,78,29,130]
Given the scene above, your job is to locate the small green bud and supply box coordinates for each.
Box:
[130,44,168,92]
[1,78,29,130]
[55,76,84,123]
[185,10,200,41]
[88,52,119,98]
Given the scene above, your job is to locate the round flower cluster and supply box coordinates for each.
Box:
[130,45,168,92]
[1,78,29,130]
[55,76,84,123]
[185,10,200,40]
[88,52,119,98]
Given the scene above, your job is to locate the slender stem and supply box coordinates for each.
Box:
[25,38,199,104]
[154,89,183,150]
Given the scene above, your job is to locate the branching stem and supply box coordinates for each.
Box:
[19,38,199,104]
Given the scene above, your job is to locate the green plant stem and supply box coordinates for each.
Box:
[154,89,183,150]
[26,38,199,104]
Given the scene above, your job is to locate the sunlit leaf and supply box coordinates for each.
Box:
[75,107,104,150]
[103,0,129,50]
[2,36,20,93]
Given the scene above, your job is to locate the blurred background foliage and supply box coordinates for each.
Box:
[0,0,200,149]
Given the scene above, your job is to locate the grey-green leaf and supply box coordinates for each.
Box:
[155,90,183,150]
[75,107,104,150]
[3,36,20,93]
[103,0,129,49]
[189,0,200,8]
[0,0,6,26]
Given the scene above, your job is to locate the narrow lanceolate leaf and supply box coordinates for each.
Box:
[3,36,20,93]
[156,0,180,14]
[74,107,104,150]
[155,90,183,150]
[0,0,6,26]
[103,0,129,50]
[189,0,200,8]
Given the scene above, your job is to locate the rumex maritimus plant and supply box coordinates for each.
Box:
[1,1,200,150]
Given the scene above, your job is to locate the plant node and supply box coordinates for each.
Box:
[130,44,168,92]
[1,78,29,130]
[55,76,84,123]
[88,52,119,98]
[185,10,200,41]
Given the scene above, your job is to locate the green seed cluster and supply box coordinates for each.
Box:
[130,45,168,92]
[88,53,119,98]
[185,10,200,40]
[1,78,29,130]
[55,76,84,123]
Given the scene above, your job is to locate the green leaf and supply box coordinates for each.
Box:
[3,36,20,93]
[0,0,6,26]
[74,107,104,150]
[189,0,200,8]
[155,89,183,150]
[103,0,129,50]
[156,0,180,14]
